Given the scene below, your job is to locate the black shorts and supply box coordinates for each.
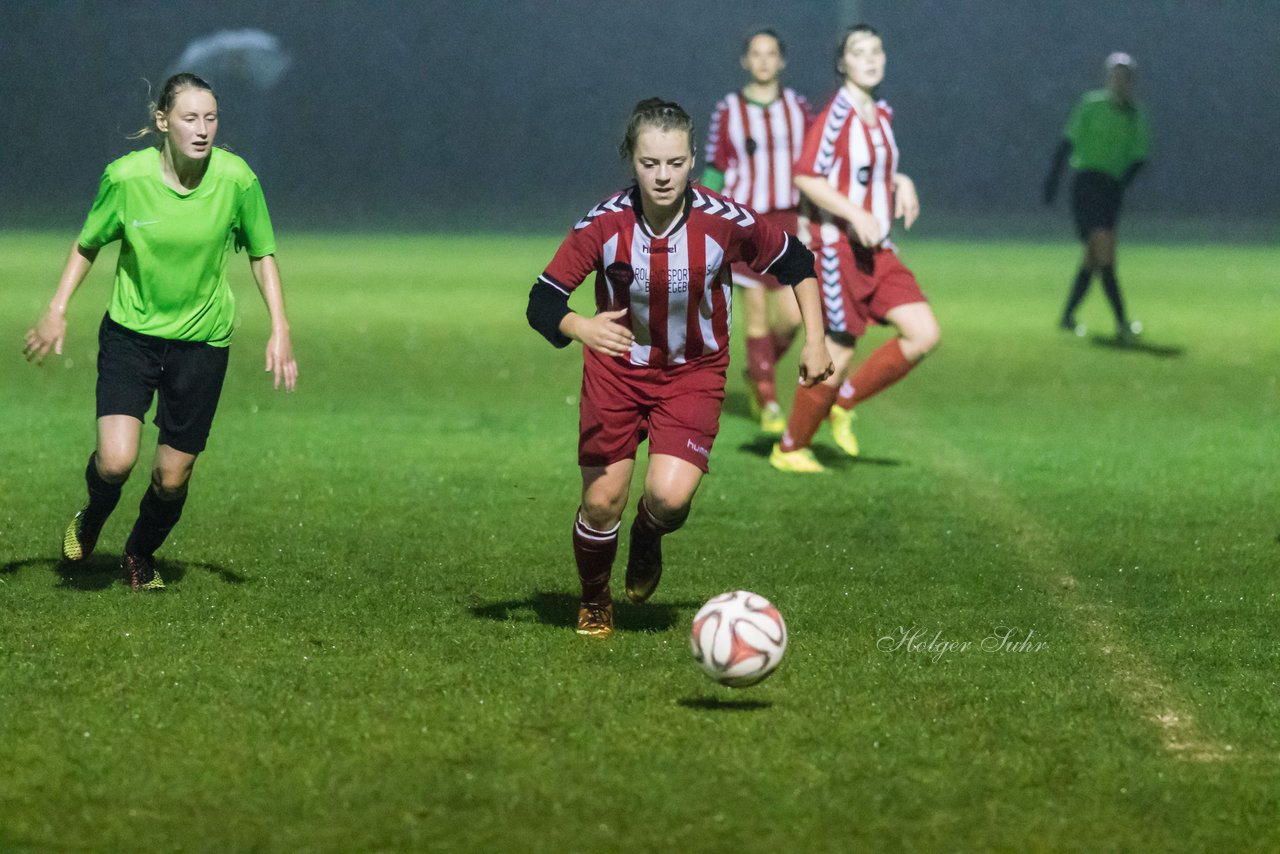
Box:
[1071,170,1125,238]
[96,315,230,454]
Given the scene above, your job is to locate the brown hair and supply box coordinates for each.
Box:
[742,28,786,58]
[618,98,695,160]
[835,23,881,78]
[128,72,217,143]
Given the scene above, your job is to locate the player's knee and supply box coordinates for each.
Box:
[643,493,691,529]
[581,492,626,530]
[95,450,137,482]
[151,465,192,499]
[911,322,941,359]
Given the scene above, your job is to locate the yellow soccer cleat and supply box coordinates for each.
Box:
[829,405,860,458]
[576,600,614,638]
[760,401,786,436]
[769,443,827,474]
[124,553,165,591]
[62,511,91,561]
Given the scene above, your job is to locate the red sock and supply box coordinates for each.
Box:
[573,511,618,604]
[744,335,777,406]
[771,327,797,360]
[780,383,839,451]
[844,339,914,408]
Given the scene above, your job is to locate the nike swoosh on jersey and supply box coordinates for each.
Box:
[132,220,159,227]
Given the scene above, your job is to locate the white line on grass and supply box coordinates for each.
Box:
[907,431,1236,763]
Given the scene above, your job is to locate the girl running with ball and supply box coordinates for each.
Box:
[527,98,833,637]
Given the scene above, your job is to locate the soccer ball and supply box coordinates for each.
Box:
[690,591,787,688]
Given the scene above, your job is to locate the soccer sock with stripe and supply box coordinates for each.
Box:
[1062,266,1092,324]
[1098,266,1130,330]
[745,335,778,407]
[125,484,188,558]
[82,452,123,533]
[835,378,857,411]
[840,338,915,409]
[780,382,839,452]
[573,511,619,605]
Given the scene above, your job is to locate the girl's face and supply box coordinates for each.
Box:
[742,34,785,86]
[840,31,885,91]
[157,88,218,161]
[632,126,693,211]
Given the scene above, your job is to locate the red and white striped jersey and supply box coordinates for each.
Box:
[796,88,899,247]
[706,89,811,214]
[539,185,792,368]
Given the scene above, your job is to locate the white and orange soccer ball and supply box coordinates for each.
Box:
[690,591,788,687]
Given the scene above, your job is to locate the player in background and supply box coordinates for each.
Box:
[771,23,940,473]
[1044,52,1149,339]
[23,72,298,590]
[527,98,833,637]
[701,29,811,435]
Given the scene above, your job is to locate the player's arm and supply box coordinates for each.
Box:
[249,254,297,391]
[892,173,920,230]
[700,100,730,194]
[794,174,882,248]
[23,241,99,365]
[762,235,833,386]
[527,276,632,357]
[528,212,635,357]
[1043,139,1071,205]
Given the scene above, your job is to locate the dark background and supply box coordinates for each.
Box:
[3,0,1277,237]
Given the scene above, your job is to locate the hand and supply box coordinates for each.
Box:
[797,339,834,388]
[893,174,920,230]
[847,209,884,248]
[265,328,298,391]
[22,311,67,365]
[569,309,634,357]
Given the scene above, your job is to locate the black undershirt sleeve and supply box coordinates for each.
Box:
[765,234,817,287]
[527,279,573,348]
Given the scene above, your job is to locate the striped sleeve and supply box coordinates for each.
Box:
[796,95,850,179]
[706,98,732,173]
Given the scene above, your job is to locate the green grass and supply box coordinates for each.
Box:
[1,231,1277,851]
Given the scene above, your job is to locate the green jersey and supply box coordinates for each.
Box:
[78,147,277,346]
[1064,90,1150,181]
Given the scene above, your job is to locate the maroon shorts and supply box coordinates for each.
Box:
[579,347,729,473]
[815,242,927,339]
[732,209,799,291]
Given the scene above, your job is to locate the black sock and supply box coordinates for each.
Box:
[82,452,123,533]
[1061,267,1092,324]
[1099,266,1129,329]
[125,485,187,558]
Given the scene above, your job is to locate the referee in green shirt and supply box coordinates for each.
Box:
[1044,52,1150,339]
[23,72,298,590]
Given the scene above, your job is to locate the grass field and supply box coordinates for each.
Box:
[1,231,1277,851]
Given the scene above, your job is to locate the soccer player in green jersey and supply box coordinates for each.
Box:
[22,72,298,590]
[1044,52,1150,339]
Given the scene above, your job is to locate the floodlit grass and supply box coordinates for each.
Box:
[1,231,1278,851]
